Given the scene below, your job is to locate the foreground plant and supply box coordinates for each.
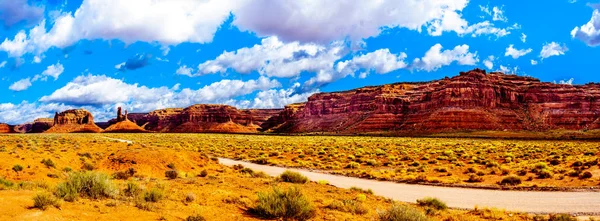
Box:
[250,186,315,221]
[54,171,118,202]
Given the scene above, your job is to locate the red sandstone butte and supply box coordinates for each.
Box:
[45,109,103,133]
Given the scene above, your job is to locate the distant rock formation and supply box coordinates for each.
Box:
[45,109,103,133]
[104,107,146,133]
[16,68,600,135]
[111,104,282,133]
[262,68,600,133]
[31,118,54,133]
[0,123,11,133]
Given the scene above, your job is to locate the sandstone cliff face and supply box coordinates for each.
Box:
[264,69,600,133]
[118,105,282,133]
[31,118,54,133]
[45,109,103,133]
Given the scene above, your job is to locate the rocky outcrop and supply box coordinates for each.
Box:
[0,124,11,133]
[264,69,600,134]
[104,107,147,133]
[45,109,103,133]
[115,104,282,133]
[31,118,54,133]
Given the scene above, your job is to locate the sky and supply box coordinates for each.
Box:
[0,0,599,124]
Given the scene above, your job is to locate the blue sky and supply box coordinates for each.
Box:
[0,0,599,124]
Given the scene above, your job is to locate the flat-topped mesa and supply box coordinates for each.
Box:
[104,107,146,133]
[263,69,600,133]
[45,109,103,133]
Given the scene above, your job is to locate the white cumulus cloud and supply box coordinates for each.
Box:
[9,78,32,91]
[505,44,532,59]
[411,44,479,72]
[540,42,568,59]
[571,4,600,46]
[197,36,344,78]
[483,55,495,69]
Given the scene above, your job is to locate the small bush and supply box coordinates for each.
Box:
[199,169,208,177]
[185,215,206,221]
[33,193,60,210]
[378,204,429,221]
[144,188,164,203]
[466,174,483,183]
[416,197,447,210]
[350,186,374,195]
[279,170,308,184]
[548,214,577,221]
[325,200,368,215]
[185,193,196,203]
[0,177,14,189]
[165,170,179,179]
[346,162,360,169]
[167,163,176,170]
[250,187,315,221]
[54,171,117,202]
[82,162,95,171]
[62,167,73,173]
[12,164,23,174]
[499,175,522,186]
[580,171,593,179]
[123,182,142,197]
[41,159,56,168]
[251,158,269,165]
[113,168,136,180]
[537,169,553,179]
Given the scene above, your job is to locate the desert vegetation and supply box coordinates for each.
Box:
[110,133,600,189]
[0,133,588,220]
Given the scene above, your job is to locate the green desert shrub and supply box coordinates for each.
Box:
[199,169,208,177]
[416,197,447,210]
[346,162,360,169]
[165,170,179,179]
[123,182,143,197]
[499,175,522,186]
[113,168,136,180]
[41,159,56,168]
[0,177,14,189]
[134,187,164,211]
[185,193,196,203]
[548,214,577,221]
[250,187,315,221]
[12,164,23,174]
[185,215,206,221]
[326,200,368,215]
[378,204,429,221]
[54,171,118,202]
[537,169,553,179]
[466,174,483,183]
[350,186,374,195]
[32,192,60,210]
[143,188,164,203]
[580,171,593,179]
[279,170,308,184]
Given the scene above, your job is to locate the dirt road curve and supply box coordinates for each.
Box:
[219,158,600,214]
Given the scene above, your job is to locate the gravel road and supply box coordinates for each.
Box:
[219,157,600,214]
